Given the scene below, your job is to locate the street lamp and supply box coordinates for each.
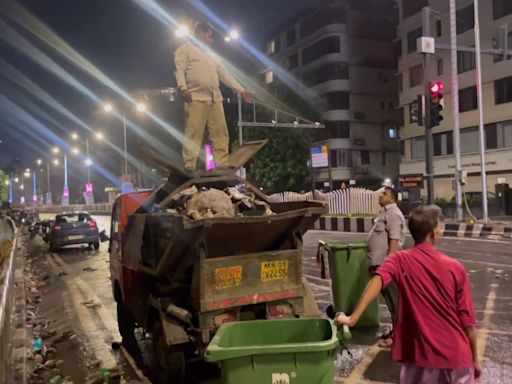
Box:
[102,102,147,178]
[95,132,104,140]
[175,25,190,38]
[52,146,60,154]
[36,159,42,166]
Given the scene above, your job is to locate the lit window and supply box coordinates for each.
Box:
[264,71,274,84]
[266,40,276,55]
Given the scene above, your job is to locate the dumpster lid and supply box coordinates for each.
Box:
[143,140,268,180]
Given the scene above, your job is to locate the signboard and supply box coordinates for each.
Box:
[399,174,424,189]
[310,145,329,168]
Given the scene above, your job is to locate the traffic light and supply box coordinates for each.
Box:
[429,81,444,128]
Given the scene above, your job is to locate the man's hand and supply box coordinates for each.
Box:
[336,314,356,328]
[241,90,254,103]
[474,360,482,380]
[181,89,192,103]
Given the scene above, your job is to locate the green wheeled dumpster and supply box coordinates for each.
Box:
[323,242,379,328]
[205,318,340,384]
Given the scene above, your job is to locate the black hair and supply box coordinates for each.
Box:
[384,186,398,202]
[194,21,214,37]
[408,205,442,243]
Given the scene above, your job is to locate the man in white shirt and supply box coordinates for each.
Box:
[174,21,253,171]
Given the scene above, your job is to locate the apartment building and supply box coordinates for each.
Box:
[398,0,512,198]
[262,0,401,189]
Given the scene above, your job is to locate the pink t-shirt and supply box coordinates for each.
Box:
[376,243,476,369]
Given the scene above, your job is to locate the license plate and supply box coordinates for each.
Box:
[215,266,242,289]
[67,235,84,240]
[261,260,289,282]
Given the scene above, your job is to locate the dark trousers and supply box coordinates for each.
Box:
[369,266,398,324]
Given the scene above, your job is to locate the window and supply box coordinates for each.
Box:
[326,121,350,138]
[266,39,278,55]
[457,5,474,34]
[409,64,423,87]
[324,91,350,110]
[493,0,512,20]
[494,31,512,62]
[411,136,425,160]
[264,71,274,84]
[436,20,442,37]
[288,54,299,69]
[388,127,398,138]
[300,6,347,38]
[458,51,476,73]
[402,0,428,20]
[407,27,422,54]
[495,75,512,104]
[398,73,403,92]
[360,150,370,165]
[437,59,444,76]
[302,36,340,65]
[486,123,498,149]
[302,62,349,86]
[459,86,478,112]
[330,149,352,168]
[433,131,453,156]
[400,140,405,156]
[461,127,479,153]
[504,120,512,147]
[286,27,296,46]
[398,106,405,127]
[394,39,402,57]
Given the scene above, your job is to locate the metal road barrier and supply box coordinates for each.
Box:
[0,216,17,384]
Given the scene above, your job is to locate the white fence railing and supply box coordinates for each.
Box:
[270,188,380,216]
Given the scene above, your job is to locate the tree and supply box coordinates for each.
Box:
[224,84,321,193]
[0,170,8,202]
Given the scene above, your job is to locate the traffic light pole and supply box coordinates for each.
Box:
[422,7,434,205]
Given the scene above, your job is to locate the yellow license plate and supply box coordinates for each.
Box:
[261,260,289,282]
[215,266,242,289]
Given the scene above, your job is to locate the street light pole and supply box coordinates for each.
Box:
[46,162,51,204]
[474,0,489,223]
[123,113,128,176]
[86,139,91,183]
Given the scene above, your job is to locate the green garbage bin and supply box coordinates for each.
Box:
[324,242,379,328]
[205,318,340,384]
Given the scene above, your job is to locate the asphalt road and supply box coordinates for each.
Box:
[39,214,512,383]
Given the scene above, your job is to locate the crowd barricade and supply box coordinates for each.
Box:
[269,188,379,216]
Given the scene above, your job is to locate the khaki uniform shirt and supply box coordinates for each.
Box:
[367,203,406,266]
[174,43,244,102]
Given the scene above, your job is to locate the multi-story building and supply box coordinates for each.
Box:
[398,0,512,199]
[262,0,401,189]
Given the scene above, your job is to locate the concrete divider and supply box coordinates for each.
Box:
[0,216,16,384]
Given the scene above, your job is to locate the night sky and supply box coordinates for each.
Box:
[0,0,323,170]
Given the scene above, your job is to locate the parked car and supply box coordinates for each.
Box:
[49,212,100,252]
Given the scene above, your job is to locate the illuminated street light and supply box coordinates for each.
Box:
[5,180,9,186]
[53,159,60,166]
[136,102,147,112]
[20,185,24,190]
[52,146,60,154]
[175,25,190,38]
[224,36,232,42]
[229,30,239,40]
[103,103,113,112]
[24,170,30,178]
[71,132,79,140]
[95,132,104,140]
[36,159,42,165]
[71,147,80,155]
[14,177,19,183]
[25,168,30,173]
[85,158,93,166]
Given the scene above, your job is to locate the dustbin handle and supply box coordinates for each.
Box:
[334,312,352,342]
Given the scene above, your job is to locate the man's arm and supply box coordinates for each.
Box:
[174,46,191,101]
[217,65,253,102]
[337,276,382,327]
[388,239,400,254]
[464,326,481,379]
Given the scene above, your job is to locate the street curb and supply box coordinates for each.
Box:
[314,216,512,240]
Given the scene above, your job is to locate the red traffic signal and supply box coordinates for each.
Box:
[429,81,444,95]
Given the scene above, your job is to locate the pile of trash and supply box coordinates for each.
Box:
[167,184,274,220]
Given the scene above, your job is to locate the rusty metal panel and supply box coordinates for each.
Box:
[201,249,303,312]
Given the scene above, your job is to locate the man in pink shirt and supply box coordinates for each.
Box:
[337,205,481,383]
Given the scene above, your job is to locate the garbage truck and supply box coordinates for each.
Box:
[108,141,327,382]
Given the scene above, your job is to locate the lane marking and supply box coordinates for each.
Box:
[477,282,499,365]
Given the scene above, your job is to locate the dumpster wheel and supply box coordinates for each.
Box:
[152,321,186,384]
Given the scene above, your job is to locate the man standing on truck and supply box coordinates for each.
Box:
[174,21,253,171]
[367,182,406,347]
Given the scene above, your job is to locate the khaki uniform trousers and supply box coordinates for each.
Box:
[182,100,229,170]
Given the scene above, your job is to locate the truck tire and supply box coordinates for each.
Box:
[152,321,186,384]
[116,300,143,366]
